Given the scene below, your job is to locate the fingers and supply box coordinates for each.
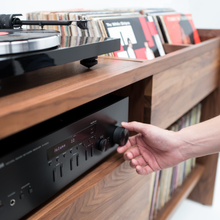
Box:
[117,121,149,153]
[117,135,138,153]
[130,156,147,168]
[121,121,148,135]
[136,165,154,175]
[128,155,155,175]
[124,146,140,160]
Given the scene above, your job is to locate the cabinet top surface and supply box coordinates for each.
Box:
[0,37,219,140]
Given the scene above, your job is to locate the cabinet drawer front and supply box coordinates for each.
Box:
[149,48,219,128]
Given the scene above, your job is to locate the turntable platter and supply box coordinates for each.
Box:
[0,30,60,55]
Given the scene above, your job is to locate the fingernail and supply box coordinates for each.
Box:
[136,165,142,173]
[124,153,128,160]
[131,159,137,166]
[124,152,130,160]
[121,122,128,126]
[127,152,132,159]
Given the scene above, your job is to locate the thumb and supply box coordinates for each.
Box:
[121,121,147,134]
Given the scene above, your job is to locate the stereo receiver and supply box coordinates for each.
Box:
[0,95,129,220]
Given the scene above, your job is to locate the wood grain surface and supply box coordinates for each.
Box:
[162,43,190,54]
[25,153,152,220]
[53,161,151,220]
[113,77,152,136]
[148,47,220,128]
[0,58,143,140]
[24,152,124,220]
[198,29,220,42]
[0,37,219,140]
[188,154,219,206]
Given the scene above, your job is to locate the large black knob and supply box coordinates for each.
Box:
[97,138,108,152]
[113,127,129,146]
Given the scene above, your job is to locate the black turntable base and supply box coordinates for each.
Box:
[0,29,120,77]
[0,14,120,97]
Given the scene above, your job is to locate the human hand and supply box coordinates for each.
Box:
[117,121,186,175]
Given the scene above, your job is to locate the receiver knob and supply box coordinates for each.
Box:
[113,127,129,146]
[97,138,108,152]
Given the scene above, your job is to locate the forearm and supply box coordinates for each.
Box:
[177,115,220,160]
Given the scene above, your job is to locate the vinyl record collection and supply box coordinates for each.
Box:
[26,8,200,59]
[148,103,201,219]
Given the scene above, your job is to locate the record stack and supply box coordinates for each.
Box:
[148,103,202,220]
[26,9,165,58]
[27,8,200,59]
[141,8,201,45]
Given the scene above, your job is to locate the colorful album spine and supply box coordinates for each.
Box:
[69,13,77,37]
[149,170,160,220]
[148,172,156,218]
[149,103,201,219]
[26,13,31,29]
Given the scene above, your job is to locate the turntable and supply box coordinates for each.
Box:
[0,14,120,79]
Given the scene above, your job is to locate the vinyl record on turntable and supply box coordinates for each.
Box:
[0,30,60,55]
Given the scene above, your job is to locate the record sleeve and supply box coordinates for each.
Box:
[162,13,201,44]
[102,16,165,60]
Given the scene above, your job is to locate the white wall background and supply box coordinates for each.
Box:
[1,0,220,29]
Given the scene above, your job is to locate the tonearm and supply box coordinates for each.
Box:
[0,14,88,30]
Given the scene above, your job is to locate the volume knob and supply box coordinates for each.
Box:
[113,127,129,146]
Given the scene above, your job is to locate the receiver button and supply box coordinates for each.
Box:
[76,154,79,166]
[70,154,78,170]
[70,158,73,170]
[91,145,94,157]
[97,138,107,152]
[53,168,57,182]
[60,163,63,177]
[85,149,88,161]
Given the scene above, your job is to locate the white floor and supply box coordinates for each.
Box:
[170,154,220,220]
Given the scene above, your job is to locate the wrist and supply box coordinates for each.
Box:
[176,126,205,160]
[163,129,191,162]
